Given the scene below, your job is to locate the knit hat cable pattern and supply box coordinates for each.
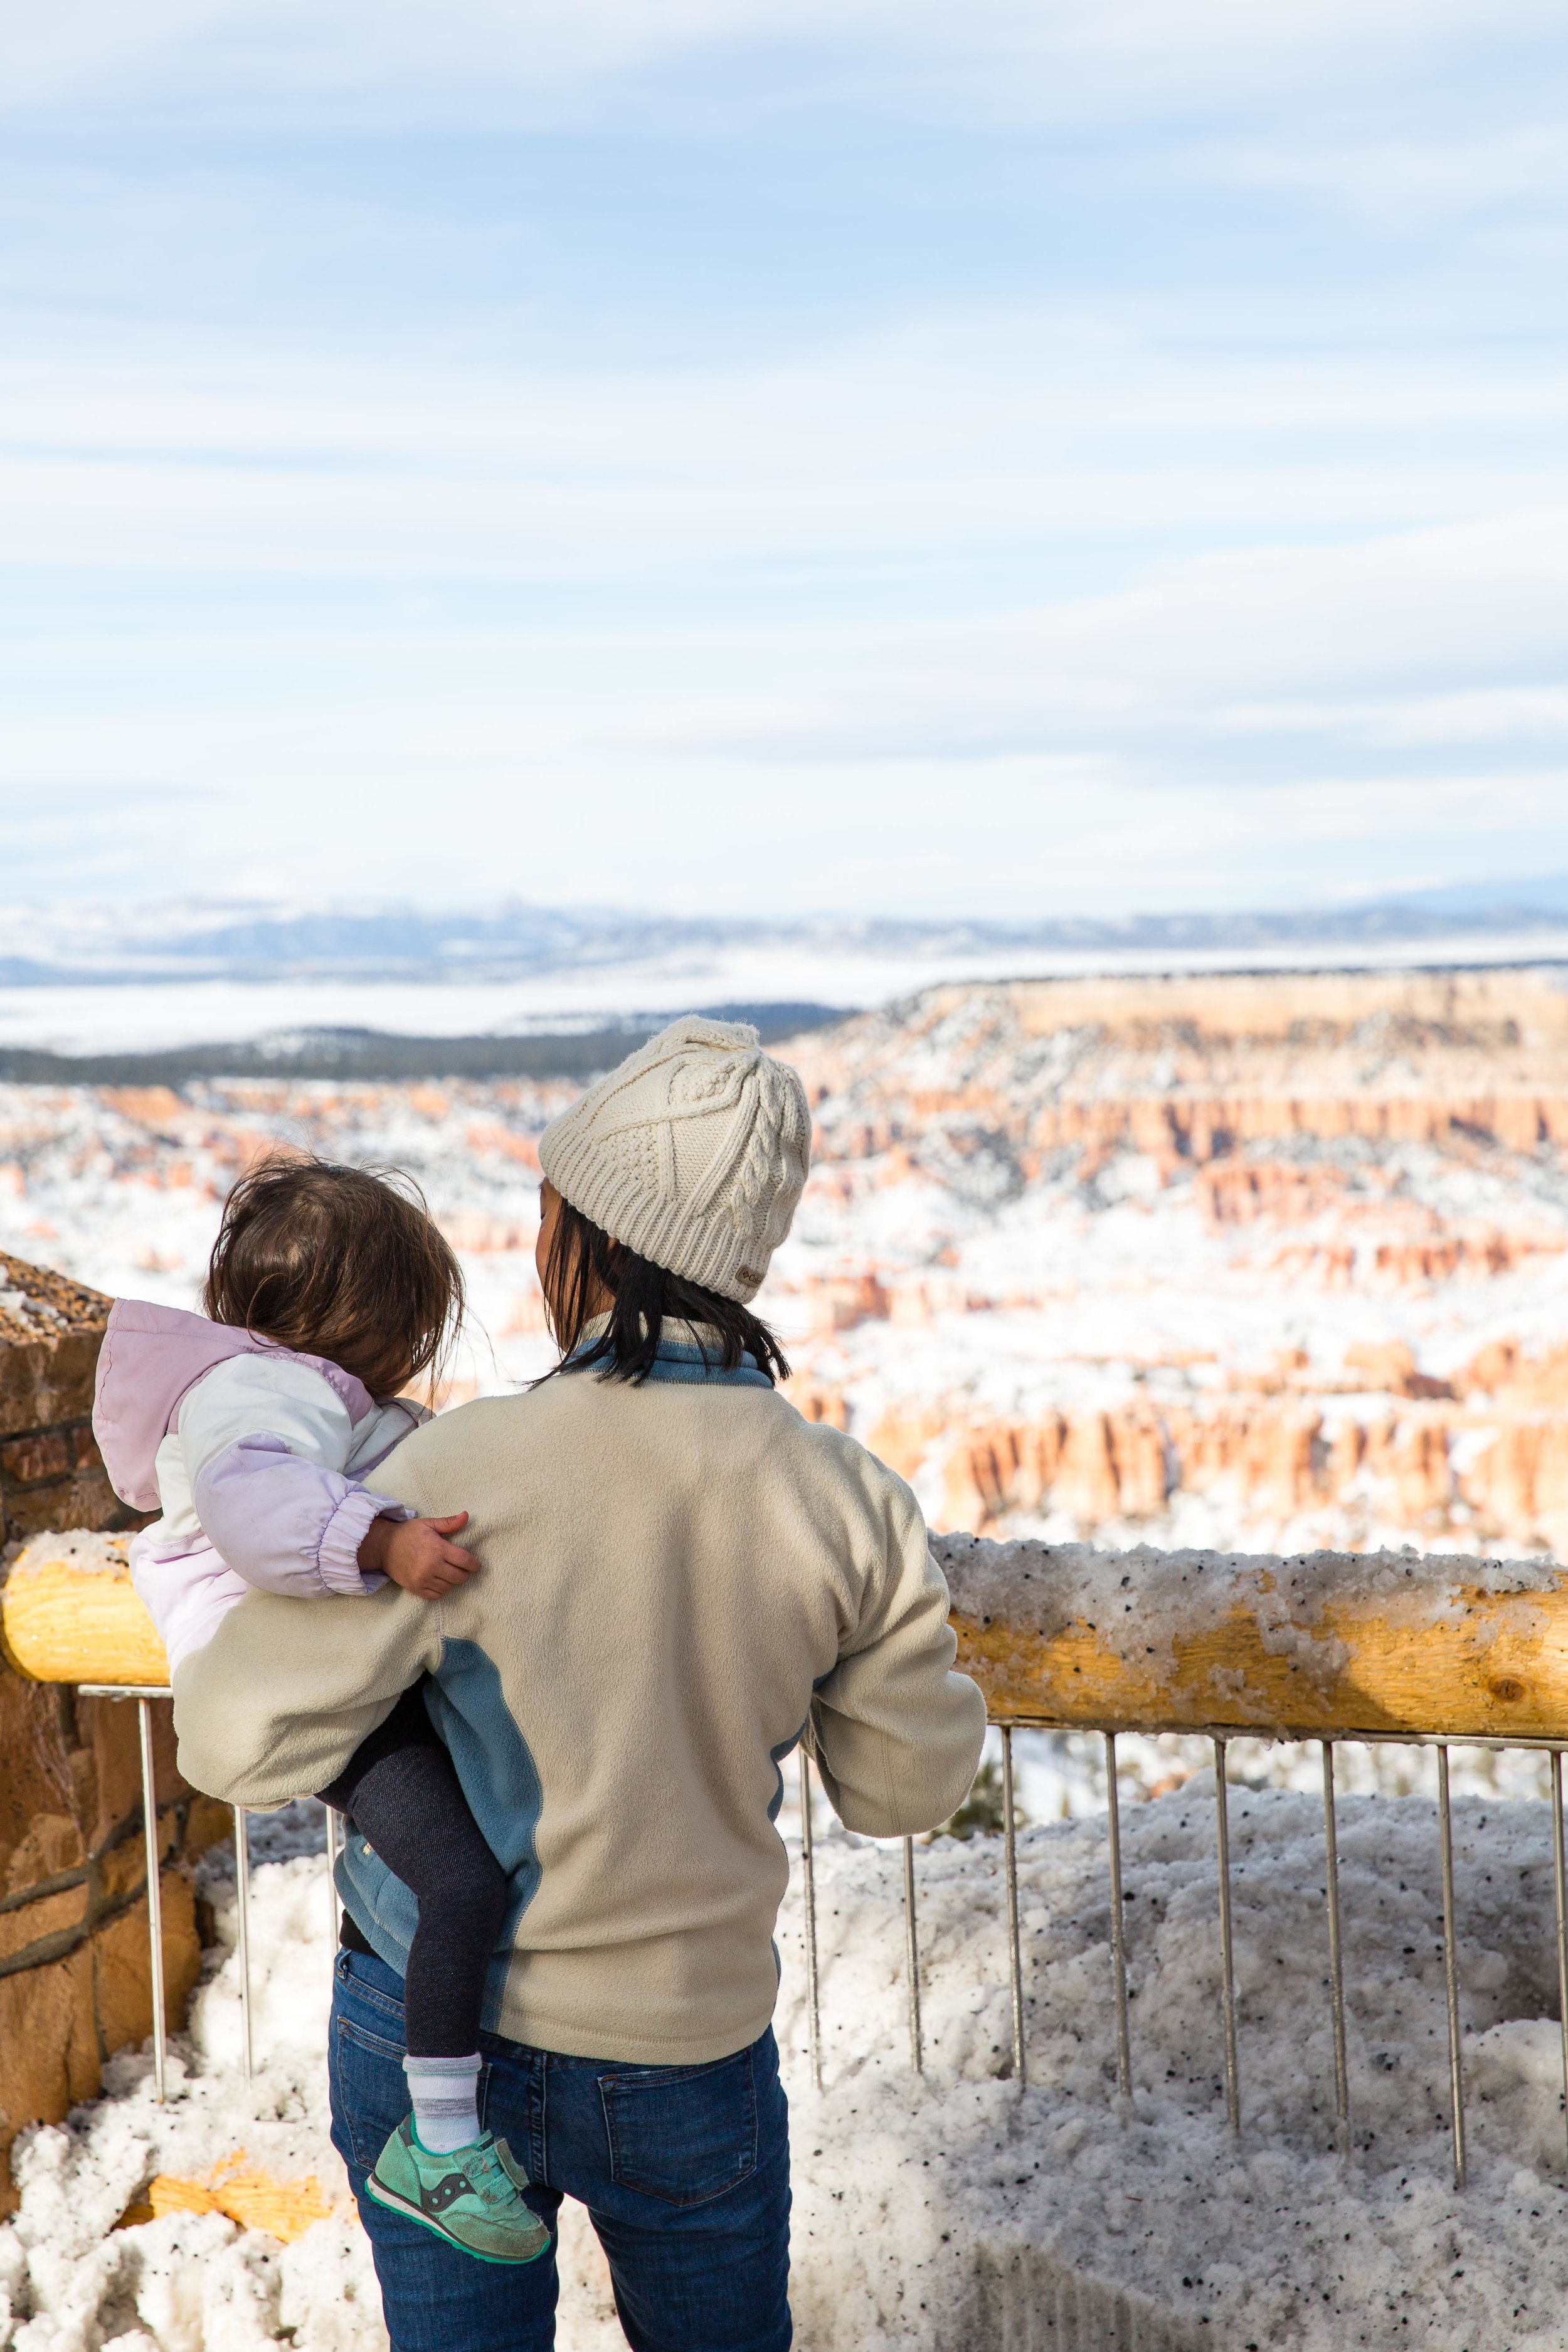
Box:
[538,1015,812,1302]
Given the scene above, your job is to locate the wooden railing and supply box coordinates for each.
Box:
[10,1530,1568,1746]
[7,1528,1568,2189]
[931,1536,1568,1742]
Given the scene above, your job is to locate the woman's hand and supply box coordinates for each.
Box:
[359,1510,482,1600]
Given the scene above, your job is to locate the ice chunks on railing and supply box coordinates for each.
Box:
[935,1534,1568,1739]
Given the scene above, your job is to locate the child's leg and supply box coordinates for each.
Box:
[319,1689,511,2149]
[335,1737,512,2055]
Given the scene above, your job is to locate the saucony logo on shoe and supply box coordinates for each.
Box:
[423,2171,476,2213]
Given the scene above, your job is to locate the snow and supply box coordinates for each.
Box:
[8,1055,1568,1568]
[936,1534,1562,1687]
[773,1776,1568,2351]
[8,1767,1568,2351]
[2,1832,383,2352]
[3,936,1568,1060]
[6,977,1568,2343]
[2,1532,127,1582]
[6,977,1568,1573]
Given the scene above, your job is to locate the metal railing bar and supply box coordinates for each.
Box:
[903,1835,924,2077]
[73,1687,1554,2191]
[1552,1752,1568,2175]
[1213,1735,1241,2133]
[1104,1730,1133,2100]
[325,1804,343,1987]
[1001,1727,1025,2089]
[798,1752,822,2093]
[1321,1740,1350,2158]
[136,1697,167,2104]
[233,1804,254,2084]
[1436,1745,1466,2189]
[987,1718,1568,1756]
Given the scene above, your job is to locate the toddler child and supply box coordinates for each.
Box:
[93,1155,548,2267]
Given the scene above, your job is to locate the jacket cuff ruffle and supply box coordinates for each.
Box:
[317,1486,411,1596]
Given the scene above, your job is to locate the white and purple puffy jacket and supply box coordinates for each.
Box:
[93,1300,430,1675]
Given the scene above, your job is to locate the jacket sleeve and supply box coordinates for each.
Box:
[173,1581,443,1806]
[181,1357,413,1601]
[804,1457,987,1838]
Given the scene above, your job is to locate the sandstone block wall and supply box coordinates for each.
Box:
[0,1253,221,2212]
[0,1253,125,1547]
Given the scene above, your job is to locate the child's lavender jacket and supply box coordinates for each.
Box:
[93,1299,428,1673]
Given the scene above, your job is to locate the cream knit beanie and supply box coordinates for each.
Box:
[538,1015,812,1303]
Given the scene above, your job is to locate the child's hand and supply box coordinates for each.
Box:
[359,1511,482,1601]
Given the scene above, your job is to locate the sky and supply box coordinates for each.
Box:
[1,0,1567,920]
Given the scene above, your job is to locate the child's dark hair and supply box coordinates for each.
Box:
[205,1156,465,1399]
[541,1190,788,1388]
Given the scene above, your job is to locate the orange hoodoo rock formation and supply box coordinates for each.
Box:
[792,965,1568,1170]
[778,965,1568,1559]
[927,1391,1568,1554]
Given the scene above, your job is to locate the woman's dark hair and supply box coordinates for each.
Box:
[204,1155,465,1399]
[540,1190,789,1388]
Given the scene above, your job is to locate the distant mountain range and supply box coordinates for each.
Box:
[0,1007,843,1087]
[3,880,1568,991]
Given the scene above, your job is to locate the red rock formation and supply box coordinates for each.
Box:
[438,1210,538,1253]
[785,1379,850,1432]
[1454,1341,1568,1407]
[793,970,1568,1185]
[805,1273,889,1335]
[921,1371,1568,1557]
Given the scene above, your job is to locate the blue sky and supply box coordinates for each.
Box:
[2,1,1566,917]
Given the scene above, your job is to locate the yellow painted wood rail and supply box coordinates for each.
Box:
[948,1550,1568,1741]
[1,1534,170,1687]
[6,1529,1568,1743]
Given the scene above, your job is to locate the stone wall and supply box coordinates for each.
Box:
[0,1254,223,2212]
[0,1253,125,1547]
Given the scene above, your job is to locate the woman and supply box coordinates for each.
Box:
[174,1014,987,2352]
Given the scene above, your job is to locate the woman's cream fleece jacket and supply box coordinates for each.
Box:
[172,1364,987,2067]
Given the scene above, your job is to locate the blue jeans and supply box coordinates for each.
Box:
[328,1949,792,2352]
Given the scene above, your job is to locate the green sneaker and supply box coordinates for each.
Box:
[366,2115,551,2265]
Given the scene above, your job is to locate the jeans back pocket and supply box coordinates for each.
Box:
[599,2048,758,2208]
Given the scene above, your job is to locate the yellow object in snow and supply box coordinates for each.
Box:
[142,2150,341,2243]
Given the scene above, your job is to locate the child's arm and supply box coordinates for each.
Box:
[181,1356,479,1603]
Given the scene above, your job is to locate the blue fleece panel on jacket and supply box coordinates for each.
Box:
[335,1641,541,2030]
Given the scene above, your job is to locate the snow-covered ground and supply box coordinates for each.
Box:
[5,932,1568,1059]
[6,1024,1568,1562]
[10,1769,1568,2352]
[7,971,1568,2344]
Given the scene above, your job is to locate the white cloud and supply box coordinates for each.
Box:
[1205,124,1568,236]
[3,499,1564,914]
[0,0,1559,125]
[0,314,1561,587]
[1,286,1564,913]
[1,0,1564,916]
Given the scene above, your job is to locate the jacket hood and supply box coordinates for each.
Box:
[93,1298,374,1512]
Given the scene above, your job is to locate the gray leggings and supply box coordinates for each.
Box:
[318,1683,511,2057]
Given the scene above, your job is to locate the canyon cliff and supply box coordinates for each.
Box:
[3,962,1567,1560]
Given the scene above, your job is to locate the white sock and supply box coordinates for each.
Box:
[404,2054,482,2154]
